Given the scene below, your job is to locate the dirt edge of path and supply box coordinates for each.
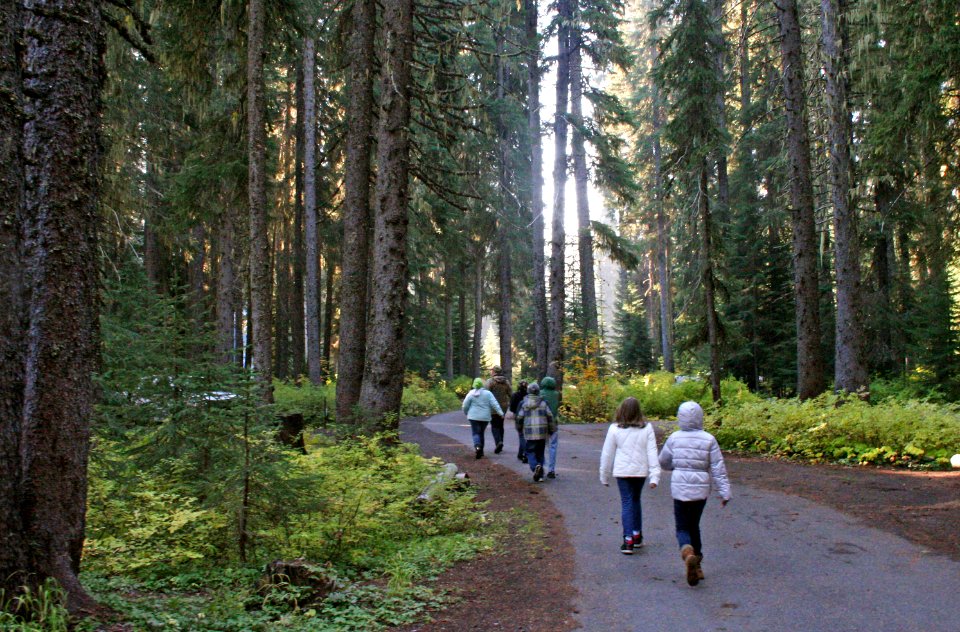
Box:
[397,418,578,632]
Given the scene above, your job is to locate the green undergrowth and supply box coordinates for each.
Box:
[273,374,461,428]
[81,435,491,630]
[0,579,71,632]
[710,393,960,469]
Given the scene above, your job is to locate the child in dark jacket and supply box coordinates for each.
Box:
[516,382,556,482]
[508,381,529,462]
[659,401,731,586]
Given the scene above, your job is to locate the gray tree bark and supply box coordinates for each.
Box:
[821,0,867,393]
[570,29,598,337]
[496,42,513,380]
[0,0,26,599]
[699,167,722,402]
[776,0,826,399]
[358,0,415,423]
[247,0,272,400]
[336,0,376,419]
[303,37,323,385]
[549,0,571,385]
[471,249,485,377]
[526,0,548,378]
[651,57,674,372]
[14,0,105,611]
[290,61,306,378]
[216,201,238,363]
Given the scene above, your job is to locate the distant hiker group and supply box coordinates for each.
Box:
[461,366,561,481]
[462,371,731,587]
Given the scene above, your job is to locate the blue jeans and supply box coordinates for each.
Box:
[673,498,708,557]
[546,428,558,473]
[525,439,546,472]
[516,428,526,458]
[490,414,505,446]
[616,477,647,538]
[469,419,489,450]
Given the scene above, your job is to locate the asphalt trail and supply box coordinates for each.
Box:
[422,411,960,632]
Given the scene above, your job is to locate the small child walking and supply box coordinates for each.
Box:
[599,397,660,555]
[658,401,731,586]
[516,382,556,482]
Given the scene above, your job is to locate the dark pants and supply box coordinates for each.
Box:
[616,477,647,539]
[490,413,505,446]
[525,439,546,472]
[673,498,708,557]
[469,419,489,450]
[516,428,526,459]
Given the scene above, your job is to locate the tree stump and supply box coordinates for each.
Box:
[277,413,307,454]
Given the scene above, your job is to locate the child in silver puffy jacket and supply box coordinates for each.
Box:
[659,401,731,586]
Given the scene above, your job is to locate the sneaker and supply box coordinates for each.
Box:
[475,446,483,459]
[533,464,544,482]
[546,471,556,479]
[495,443,504,454]
[632,534,643,548]
[521,455,528,464]
[620,538,634,555]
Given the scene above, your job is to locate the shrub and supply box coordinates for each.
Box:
[274,380,336,426]
[711,393,960,468]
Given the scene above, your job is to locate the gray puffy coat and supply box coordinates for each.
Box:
[659,402,731,502]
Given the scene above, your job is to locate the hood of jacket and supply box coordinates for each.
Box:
[541,376,557,390]
[677,401,704,431]
[522,394,542,410]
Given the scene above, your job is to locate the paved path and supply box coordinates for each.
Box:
[421,411,960,632]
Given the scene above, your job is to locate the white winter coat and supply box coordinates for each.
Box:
[658,402,731,502]
[599,423,661,486]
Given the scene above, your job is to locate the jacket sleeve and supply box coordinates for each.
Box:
[709,437,731,500]
[599,425,616,485]
[516,401,526,424]
[645,427,661,486]
[490,391,504,416]
[462,393,473,416]
[658,435,674,471]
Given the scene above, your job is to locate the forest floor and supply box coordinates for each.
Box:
[399,416,960,631]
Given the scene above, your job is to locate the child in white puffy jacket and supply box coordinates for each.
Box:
[599,397,660,555]
[659,401,731,586]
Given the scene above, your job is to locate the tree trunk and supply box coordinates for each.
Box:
[495,44,513,380]
[458,262,468,375]
[290,60,306,379]
[322,256,336,378]
[870,181,896,374]
[549,0,571,384]
[821,0,867,394]
[188,224,207,331]
[336,0,376,419]
[274,231,291,379]
[526,0,548,378]
[570,29,597,338]
[302,37,323,385]
[699,166,722,403]
[445,265,455,381]
[776,0,826,399]
[357,0,415,424]
[651,60,674,372]
[472,250,484,377]
[216,202,237,364]
[711,0,729,222]
[14,0,104,611]
[247,0,272,400]
[0,0,26,598]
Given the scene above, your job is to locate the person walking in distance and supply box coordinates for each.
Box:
[462,377,504,459]
[599,397,660,555]
[508,380,529,462]
[516,382,556,482]
[540,376,560,478]
[659,401,731,585]
[485,365,512,454]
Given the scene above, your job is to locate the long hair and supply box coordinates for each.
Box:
[615,397,646,428]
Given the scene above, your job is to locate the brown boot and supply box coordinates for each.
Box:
[695,555,705,581]
[680,545,700,586]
